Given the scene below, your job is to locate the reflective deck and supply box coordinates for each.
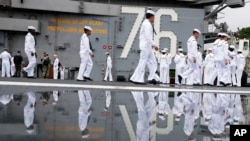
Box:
[0,89,250,141]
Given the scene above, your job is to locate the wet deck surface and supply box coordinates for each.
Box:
[0,78,250,141]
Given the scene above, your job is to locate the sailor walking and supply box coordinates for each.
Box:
[77,26,94,81]
[130,10,159,85]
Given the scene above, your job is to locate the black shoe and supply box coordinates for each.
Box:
[178,75,182,84]
[148,79,157,85]
[77,79,86,82]
[84,77,93,81]
[219,81,226,87]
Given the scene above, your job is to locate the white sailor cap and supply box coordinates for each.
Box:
[218,32,223,36]
[84,25,92,31]
[221,33,230,38]
[53,54,58,57]
[26,128,35,134]
[146,10,155,15]
[193,28,201,34]
[105,52,109,55]
[178,48,183,51]
[237,49,243,52]
[82,134,90,139]
[161,49,166,53]
[158,115,166,121]
[28,26,36,30]
[207,48,212,51]
[229,45,235,49]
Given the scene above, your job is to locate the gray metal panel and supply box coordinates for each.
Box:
[0,0,10,6]
[11,0,120,16]
[0,17,40,33]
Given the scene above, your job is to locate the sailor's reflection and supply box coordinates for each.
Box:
[24,91,36,134]
[173,92,184,122]
[78,90,93,139]
[104,91,111,111]
[52,90,60,105]
[132,91,158,141]
[0,94,13,106]
[157,91,171,120]
[226,94,243,126]
[201,93,214,124]
[179,92,196,141]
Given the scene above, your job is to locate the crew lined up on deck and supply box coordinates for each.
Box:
[0,9,247,87]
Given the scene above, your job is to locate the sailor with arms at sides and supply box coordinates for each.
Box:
[130,9,159,85]
[174,48,186,84]
[236,49,246,87]
[178,29,201,85]
[77,26,94,82]
[104,52,113,82]
[23,26,37,78]
[0,48,11,77]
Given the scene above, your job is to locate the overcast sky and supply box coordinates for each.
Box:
[216,2,250,31]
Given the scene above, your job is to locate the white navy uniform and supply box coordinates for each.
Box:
[0,50,11,77]
[104,55,113,81]
[158,53,171,84]
[236,53,246,86]
[228,50,237,86]
[157,92,171,118]
[78,90,92,132]
[53,58,59,79]
[174,52,186,84]
[23,32,36,77]
[11,57,15,76]
[202,93,214,120]
[172,92,184,118]
[193,51,203,84]
[180,36,198,84]
[203,52,216,85]
[130,18,157,83]
[132,91,157,141]
[24,92,36,131]
[77,33,93,80]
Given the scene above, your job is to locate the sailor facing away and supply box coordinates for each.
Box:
[236,49,246,87]
[77,26,94,82]
[53,54,59,80]
[0,48,11,77]
[158,48,171,84]
[174,48,186,84]
[104,52,113,81]
[23,26,37,78]
[228,45,237,86]
[24,91,36,134]
[193,46,203,85]
[178,29,201,85]
[78,90,92,139]
[203,48,216,85]
[130,10,159,85]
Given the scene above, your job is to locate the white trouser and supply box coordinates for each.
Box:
[83,55,93,78]
[157,92,170,115]
[147,54,158,81]
[229,66,236,85]
[11,65,15,76]
[25,49,32,63]
[60,70,64,80]
[53,67,58,79]
[180,58,197,84]
[104,65,113,81]
[23,59,36,77]
[175,66,184,84]
[236,67,244,87]
[220,63,231,84]
[1,62,10,77]
[77,54,91,80]
[160,66,169,84]
[193,66,201,84]
[204,66,216,85]
[130,48,156,83]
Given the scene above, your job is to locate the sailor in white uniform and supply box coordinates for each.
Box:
[193,46,203,85]
[78,90,92,139]
[77,26,94,81]
[53,54,59,80]
[104,90,111,111]
[178,29,201,85]
[0,94,13,105]
[203,48,216,85]
[236,49,246,87]
[104,52,113,81]
[10,56,15,77]
[228,45,237,86]
[201,93,214,122]
[24,91,36,134]
[23,26,37,78]
[130,10,159,85]
[174,48,186,84]
[157,91,171,120]
[0,48,11,77]
[158,48,171,84]
[132,91,157,141]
